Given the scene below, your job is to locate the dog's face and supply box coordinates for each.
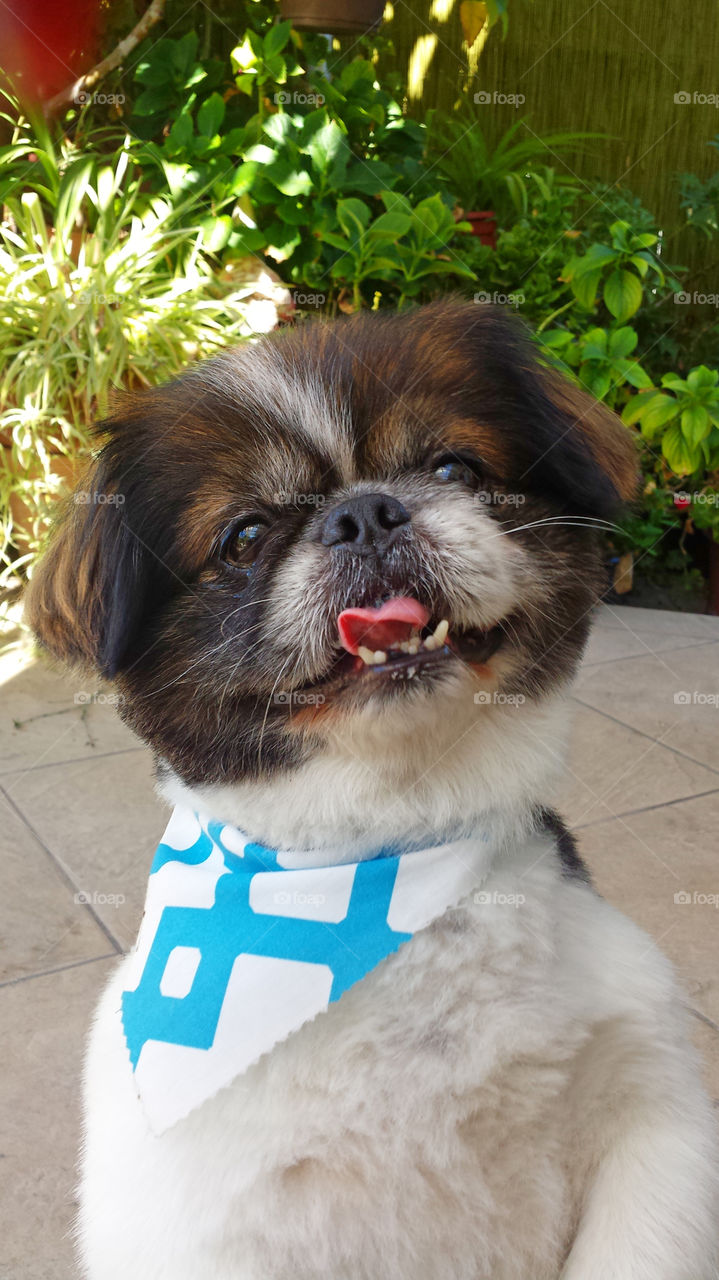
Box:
[27,302,636,786]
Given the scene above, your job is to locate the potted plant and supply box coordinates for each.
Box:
[280,0,385,33]
[426,108,595,246]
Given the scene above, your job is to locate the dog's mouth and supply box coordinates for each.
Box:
[299,596,504,696]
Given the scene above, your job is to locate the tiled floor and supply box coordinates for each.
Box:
[1,603,718,1279]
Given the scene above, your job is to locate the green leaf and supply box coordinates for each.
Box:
[344,160,397,195]
[639,393,680,436]
[266,160,313,197]
[660,373,687,392]
[571,268,602,309]
[167,113,193,152]
[303,118,346,175]
[227,161,258,197]
[687,365,719,391]
[264,19,293,58]
[603,268,643,322]
[367,210,413,240]
[681,404,711,445]
[133,85,174,117]
[619,361,654,390]
[572,243,618,276]
[336,198,371,240]
[199,214,232,252]
[580,366,611,401]
[662,422,700,475]
[581,327,609,359]
[197,92,225,138]
[608,326,638,358]
[621,390,659,425]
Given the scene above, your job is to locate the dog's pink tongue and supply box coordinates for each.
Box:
[337,597,430,655]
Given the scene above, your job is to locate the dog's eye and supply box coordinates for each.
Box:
[433,456,477,488]
[220,520,266,567]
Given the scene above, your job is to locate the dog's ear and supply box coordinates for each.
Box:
[24,454,159,679]
[433,302,640,518]
[529,368,640,516]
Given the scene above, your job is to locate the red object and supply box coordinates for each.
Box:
[337,597,430,655]
[673,493,692,511]
[1,0,102,102]
[465,211,497,250]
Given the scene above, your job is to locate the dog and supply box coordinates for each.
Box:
[27,301,718,1279]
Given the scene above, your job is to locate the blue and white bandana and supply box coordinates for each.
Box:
[121,808,497,1133]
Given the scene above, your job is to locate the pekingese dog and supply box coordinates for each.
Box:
[27,301,717,1280]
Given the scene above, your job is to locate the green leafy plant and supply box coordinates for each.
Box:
[131,32,226,137]
[231,20,303,120]
[426,109,594,223]
[542,325,652,407]
[562,219,663,324]
[678,137,719,239]
[623,366,719,476]
[0,123,256,591]
[322,192,474,310]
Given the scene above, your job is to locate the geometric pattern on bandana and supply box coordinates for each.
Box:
[120,808,495,1133]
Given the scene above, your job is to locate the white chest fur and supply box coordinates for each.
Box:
[77,831,718,1280]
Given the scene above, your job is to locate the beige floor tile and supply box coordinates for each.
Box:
[0,957,116,1280]
[594,604,719,640]
[573,641,719,771]
[0,794,115,982]
[582,625,717,667]
[555,701,719,827]
[3,751,166,951]
[0,653,141,775]
[577,791,719,1026]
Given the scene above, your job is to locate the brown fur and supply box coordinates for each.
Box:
[25,301,638,785]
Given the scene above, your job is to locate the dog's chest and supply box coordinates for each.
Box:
[84,871,587,1279]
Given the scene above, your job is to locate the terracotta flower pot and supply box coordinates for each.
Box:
[280,0,385,33]
[464,211,497,250]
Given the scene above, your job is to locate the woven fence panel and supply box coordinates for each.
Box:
[381,0,719,292]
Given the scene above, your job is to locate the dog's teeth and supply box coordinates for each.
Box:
[434,619,449,645]
[423,635,438,651]
[407,637,420,654]
[358,646,387,666]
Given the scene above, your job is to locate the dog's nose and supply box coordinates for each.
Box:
[321,492,411,553]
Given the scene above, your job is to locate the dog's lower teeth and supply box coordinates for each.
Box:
[357,646,387,666]
[358,621,450,666]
